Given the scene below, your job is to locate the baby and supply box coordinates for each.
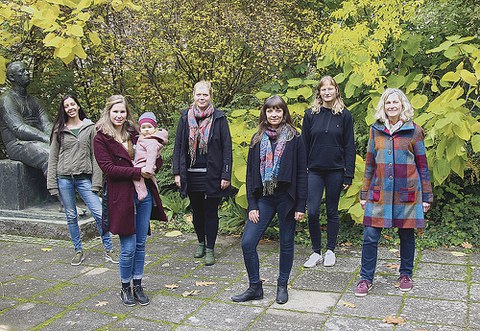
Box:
[134,112,168,201]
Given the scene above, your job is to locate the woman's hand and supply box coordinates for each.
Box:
[141,167,154,179]
[360,199,366,210]
[423,202,431,213]
[174,175,181,188]
[248,210,259,223]
[220,179,230,190]
[294,212,304,222]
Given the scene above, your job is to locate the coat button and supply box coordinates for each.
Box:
[388,150,392,154]
[389,175,393,180]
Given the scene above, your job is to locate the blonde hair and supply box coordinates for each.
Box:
[311,76,345,115]
[96,95,135,142]
[192,80,213,104]
[374,88,414,123]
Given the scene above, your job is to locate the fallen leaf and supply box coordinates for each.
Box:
[341,301,356,308]
[41,247,52,252]
[388,248,399,253]
[165,230,182,237]
[184,214,193,223]
[383,234,393,240]
[195,281,216,287]
[95,301,109,307]
[451,251,466,257]
[260,277,268,283]
[342,242,353,247]
[182,290,201,297]
[383,315,405,325]
[23,259,32,263]
[385,263,400,270]
[461,242,473,249]
[164,284,179,289]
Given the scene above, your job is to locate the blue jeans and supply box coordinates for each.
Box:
[119,190,152,283]
[58,176,112,252]
[360,226,415,282]
[306,169,344,253]
[241,191,296,286]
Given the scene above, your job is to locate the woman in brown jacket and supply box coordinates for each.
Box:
[94,95,167,307]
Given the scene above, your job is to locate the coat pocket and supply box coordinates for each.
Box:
[368,186,381,201]
[400,187,416,203]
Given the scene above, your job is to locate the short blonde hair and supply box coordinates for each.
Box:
[96,95,135,142]
[374,88,414,123]
[192,80,213,102]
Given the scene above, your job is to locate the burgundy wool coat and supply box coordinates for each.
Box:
[94,129,167,236]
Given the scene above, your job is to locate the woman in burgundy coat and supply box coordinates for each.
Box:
[94,95,167,307]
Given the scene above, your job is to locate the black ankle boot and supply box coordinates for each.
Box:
[231,283,263,302]
[120,286,136,307]
[276,284,288,304]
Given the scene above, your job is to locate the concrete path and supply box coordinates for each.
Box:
[0,231,478,330]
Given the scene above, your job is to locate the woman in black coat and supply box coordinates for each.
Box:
[173,80,232,266]
[231,95,307,304]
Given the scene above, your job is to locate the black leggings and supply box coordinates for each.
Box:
[188,192,221,249]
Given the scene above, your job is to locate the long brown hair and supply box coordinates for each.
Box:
[95,95,136,142]
[311,75,345,115]
[50,95,87,146]
[251,95,297,146]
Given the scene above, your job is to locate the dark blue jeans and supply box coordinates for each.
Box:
[306,169,344,253]
[241,191,296,286]
[360,226,415,282]
[188,192,221,249]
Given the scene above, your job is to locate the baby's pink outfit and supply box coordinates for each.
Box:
[134,129,168,201]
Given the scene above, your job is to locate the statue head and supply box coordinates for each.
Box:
[6,61,30,87]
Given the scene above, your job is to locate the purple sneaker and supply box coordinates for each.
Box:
[354,280,372,297]
[398,274,413,292]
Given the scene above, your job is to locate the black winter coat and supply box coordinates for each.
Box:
[246,133,308,213]
[173,108,232,198]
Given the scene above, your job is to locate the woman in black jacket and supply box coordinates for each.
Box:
[231,95,307,304]
[173,80,232,266]
[302,76,355,268]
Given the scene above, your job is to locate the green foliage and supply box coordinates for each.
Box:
[419,180,480,248]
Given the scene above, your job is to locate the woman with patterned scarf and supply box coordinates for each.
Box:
[231,95,307,305]
[173,80,232,266]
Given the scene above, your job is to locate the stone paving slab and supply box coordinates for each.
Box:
[0,232,478,330]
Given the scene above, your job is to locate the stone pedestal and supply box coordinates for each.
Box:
[0,204,98,240]
[0,159,98,240]
[0,159,49,210]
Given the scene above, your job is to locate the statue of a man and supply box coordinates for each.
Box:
[0,61,52,176]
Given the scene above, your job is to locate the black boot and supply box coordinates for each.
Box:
[276,284,288,304]
[133,284,150,306]
[231,283,263,302]
[120,286,136,307]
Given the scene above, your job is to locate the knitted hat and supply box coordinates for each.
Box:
[138,112,157,127]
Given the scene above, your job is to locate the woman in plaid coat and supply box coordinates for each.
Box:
[354,88,433,297]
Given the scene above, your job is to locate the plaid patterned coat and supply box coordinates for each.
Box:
[360,121,433,228]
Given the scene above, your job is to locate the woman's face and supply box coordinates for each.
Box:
[320,82,337,105]
[266,106,284,129]
[109,103,127,129]
[193,85,211,111]
[384,93,403,124]
[63,97,80,120]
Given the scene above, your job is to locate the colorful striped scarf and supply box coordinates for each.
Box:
[260,126,288,195]
[188,103,214,167]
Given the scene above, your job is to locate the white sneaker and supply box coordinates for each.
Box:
[323,249,336,267]
[303,252,322,268]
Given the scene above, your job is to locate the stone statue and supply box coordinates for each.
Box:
[0,61,52,176]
